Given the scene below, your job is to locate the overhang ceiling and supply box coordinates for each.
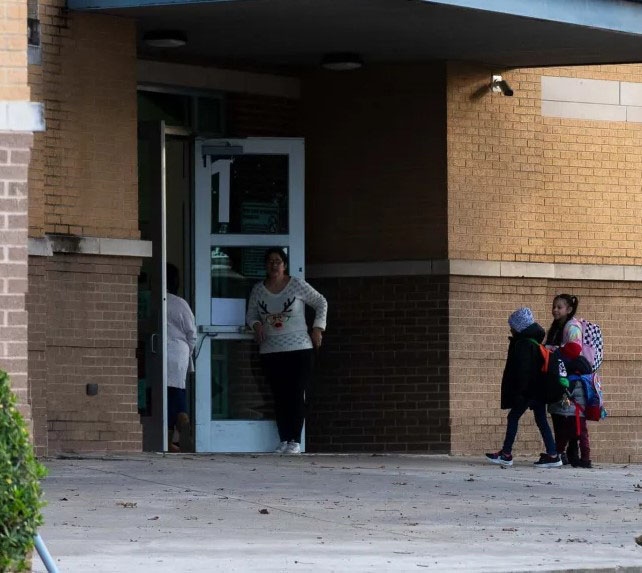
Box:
[71,0,642,71]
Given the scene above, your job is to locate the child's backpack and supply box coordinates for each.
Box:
[527,340,568,405]
[566,373,607,434]
[578,318,604,372]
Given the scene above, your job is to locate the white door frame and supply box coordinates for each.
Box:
[194,137,305,452]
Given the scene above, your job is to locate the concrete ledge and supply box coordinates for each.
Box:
[627,105,642,123]
[541,76,619,105]
[307,259,642,282]
[28,235,152,258]
[542,76,642,124]
[541,100,626,122]
[621,81,642,106]
[28,237,53,257]
[0,101,45,132]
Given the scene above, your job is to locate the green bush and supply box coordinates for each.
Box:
[0,370,47,572]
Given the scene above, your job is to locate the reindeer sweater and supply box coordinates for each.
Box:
[246,276,328,355]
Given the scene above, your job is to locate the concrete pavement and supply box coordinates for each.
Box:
[33,454,642,572]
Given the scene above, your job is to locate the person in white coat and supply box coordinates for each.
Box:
[166,263,197,452]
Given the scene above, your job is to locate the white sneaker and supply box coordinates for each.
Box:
[284,441,301,455]
[274,441,288,454]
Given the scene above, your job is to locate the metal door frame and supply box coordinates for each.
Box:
[193,137,305,452]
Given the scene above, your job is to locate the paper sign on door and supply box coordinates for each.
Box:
[211,298,246,326]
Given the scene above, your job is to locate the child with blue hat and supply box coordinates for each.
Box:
[485,307,562,467]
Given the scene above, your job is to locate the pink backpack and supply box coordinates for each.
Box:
[578,318,604,372]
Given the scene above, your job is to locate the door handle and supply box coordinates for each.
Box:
[150,333,158,354]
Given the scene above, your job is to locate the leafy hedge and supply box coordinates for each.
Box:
[0,370,47,572]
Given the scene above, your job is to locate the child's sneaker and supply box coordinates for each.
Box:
[560,452,569,466]
[533,453,562,468]
[485,451,513,466]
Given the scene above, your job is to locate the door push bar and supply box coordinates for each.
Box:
[195,325,219,360]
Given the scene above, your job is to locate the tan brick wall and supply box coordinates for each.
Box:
[447,62,642,264]
[450,276,642,463]
[0,132,31,422]
[27,253,142,453]
[28,5,138,238]
[0,0,29,101]
[302,64,447,264]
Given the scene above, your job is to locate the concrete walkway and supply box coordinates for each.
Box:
[33,454,642,572]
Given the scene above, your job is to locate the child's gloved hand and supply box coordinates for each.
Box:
[559,376,570,389]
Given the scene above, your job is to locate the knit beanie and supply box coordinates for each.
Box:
[508,307,535,333]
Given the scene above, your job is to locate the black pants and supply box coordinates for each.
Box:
[261,349,313,443]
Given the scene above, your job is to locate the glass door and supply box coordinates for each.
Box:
[194,138,304,452]
[138,121,168,452]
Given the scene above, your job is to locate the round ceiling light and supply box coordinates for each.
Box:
[321,53,363,71]
[143,30,187,49]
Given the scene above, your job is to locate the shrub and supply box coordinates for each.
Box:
[0,370,47,572]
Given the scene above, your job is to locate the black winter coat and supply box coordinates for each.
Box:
[500,322,547,410]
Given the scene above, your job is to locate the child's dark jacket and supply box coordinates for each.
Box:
[500,322,547,410]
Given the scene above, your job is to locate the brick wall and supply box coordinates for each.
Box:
[0,132,31,422]
[28,5,138,238]
[0,0,29,101]
[450,276,642,463]
[227,93,299,138]
[447,62,642,264]
[26,255,47,454]
[302,64,447,265]
[307,275,450,453]
[27,253,142,453]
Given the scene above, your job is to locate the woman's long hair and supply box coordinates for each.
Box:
[545,294,579,346]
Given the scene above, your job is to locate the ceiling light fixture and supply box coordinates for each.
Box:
[321,53,363,71]
[143,30,187,49]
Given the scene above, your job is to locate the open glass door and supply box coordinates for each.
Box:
[138,121,168,452]
[194,138,304,452]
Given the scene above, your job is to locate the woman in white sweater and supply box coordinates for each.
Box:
[246,248,328,455]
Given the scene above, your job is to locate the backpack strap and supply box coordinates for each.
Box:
[527,338,549,372]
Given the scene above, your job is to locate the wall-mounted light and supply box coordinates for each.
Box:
[143,30,187,49]
[321,53,363,71]
[491,74,513,96]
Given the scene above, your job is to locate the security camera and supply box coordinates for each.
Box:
[491,74,513,96]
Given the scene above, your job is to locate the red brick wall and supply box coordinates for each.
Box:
[301,64,448,265]
[307,275,450,452]
[26,255,47,455]
[27,253,142,453]
[226,93,300,138]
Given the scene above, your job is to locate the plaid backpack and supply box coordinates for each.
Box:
[567,318,607,430]
[578,318,603,372]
